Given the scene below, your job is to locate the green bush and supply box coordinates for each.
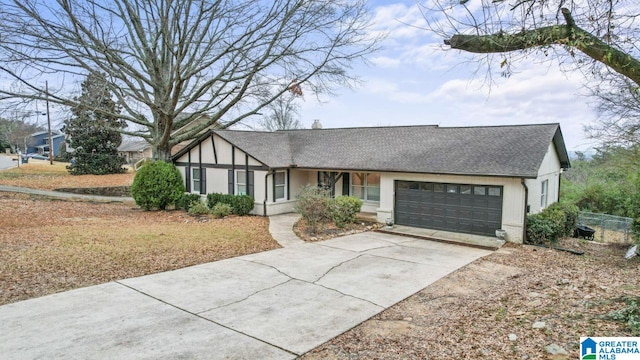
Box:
[206,193,254,215]
[188,201,210,216]
[131,161,185,210]
[178,193,203,211]
[633,218,640,244]
[526,204,569,244]
[211,203,232,218]
[546,202,579,237]
[328,196,363,228]
[294,186,330,234]
[231,195,255,216]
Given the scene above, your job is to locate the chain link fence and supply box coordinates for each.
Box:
[577,211,633,244]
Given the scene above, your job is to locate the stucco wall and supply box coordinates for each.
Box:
[525,143,562,214]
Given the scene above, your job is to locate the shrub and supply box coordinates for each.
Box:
[188,200,210,216]
[178,193,203,211]
[211,203,232,218]
[206,193,254,215]
[546,202,579,237]
[131,161,185,210]
[328,196,363,228]
[231,195,255,216]
[633,218,640,244]
[294,186,330,234]
[525,204,567,244]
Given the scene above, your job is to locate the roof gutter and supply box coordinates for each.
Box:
[521,178,529,243]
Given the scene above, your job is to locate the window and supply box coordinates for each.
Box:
[488,187,501,196]
[275,171,286,200]
[351,173,380,202]
[447,185,458,193]
[460,185,472,195]
[236,170,247,195]
[192,168,201,193]
[474,186,486,195]
[541,180,548,209]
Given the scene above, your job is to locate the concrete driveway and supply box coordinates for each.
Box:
[0,232,491,359]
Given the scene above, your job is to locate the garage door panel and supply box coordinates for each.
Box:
[395,181,503,236]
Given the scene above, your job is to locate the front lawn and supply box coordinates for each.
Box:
[0,193,280,305]
[0,159,134,190]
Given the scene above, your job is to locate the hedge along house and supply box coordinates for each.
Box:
[172,123,570,244]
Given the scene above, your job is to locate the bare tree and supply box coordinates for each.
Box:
[259,94,304,131]
[0,0,381,161]
[584,72,640,147]
[422,0,640,146]
[423,1,640,85]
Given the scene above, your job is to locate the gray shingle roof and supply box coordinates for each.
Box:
[118,140,150,152]
[190,124,569,178]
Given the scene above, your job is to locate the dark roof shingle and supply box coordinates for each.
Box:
[184,124,569,178]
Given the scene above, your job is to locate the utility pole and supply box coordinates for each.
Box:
[45,81,53,165]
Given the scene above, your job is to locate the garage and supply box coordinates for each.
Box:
[395,181,503,236]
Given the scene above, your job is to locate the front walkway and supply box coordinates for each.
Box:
[268,213,304,247]
[0,231,492,359]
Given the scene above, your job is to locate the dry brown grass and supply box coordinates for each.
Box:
[302,239,640,359]
[0,159,134,189]
[0,193,279,305]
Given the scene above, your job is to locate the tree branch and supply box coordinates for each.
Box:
[445,8,640,86]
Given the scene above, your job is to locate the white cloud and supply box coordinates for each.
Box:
[370,56,402,68]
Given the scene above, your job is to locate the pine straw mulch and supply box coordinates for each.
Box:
[0,159,134,190]
[0,192,280,306]
[301,238,640,360]
[293,217,385,242]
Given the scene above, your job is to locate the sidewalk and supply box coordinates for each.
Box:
[0,185,133,202]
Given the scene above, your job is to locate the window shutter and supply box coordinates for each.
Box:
[228,169,234,194]
[248,171,254,197]
[200,168,206,195]
[185,166,191,192]
[342,173,350,196]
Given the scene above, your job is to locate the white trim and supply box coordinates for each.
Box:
[350,172,380,203]
[540,179,548,209]
[192,168,201,194]
[274,170,287,201]
[235,169,247,195]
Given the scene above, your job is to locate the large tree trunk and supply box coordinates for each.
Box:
[445,8,640,87]
[155,144,173,162]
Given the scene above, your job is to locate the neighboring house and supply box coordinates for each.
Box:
[172,124,570,243]
[118,140,153,164]
[26,131,65,157]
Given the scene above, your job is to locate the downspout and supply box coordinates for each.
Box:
[264,170,274,217]
[521,178,529,243]
[557,170,562,202]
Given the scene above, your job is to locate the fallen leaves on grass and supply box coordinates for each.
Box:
[0,160,134,190]
[301,239,640,359]
[0,193,280,305]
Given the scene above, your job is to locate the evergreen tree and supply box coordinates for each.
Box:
[63,72,126,175]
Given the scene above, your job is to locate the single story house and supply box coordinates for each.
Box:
[118,140,153,164]
[172,124,570,243]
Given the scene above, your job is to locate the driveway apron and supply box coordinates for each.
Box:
[0,232,491,359]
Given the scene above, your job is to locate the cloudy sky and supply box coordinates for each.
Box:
[294,0,598,151]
